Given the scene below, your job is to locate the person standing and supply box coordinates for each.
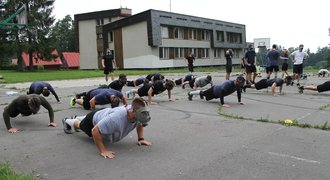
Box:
[102,48,115,83]
[281,49,290,78]
[266,44,286,79]
[185,53,195,73]
[27,81,61,103]
[290,44,309,86]
[225,49,233,80]
[244,45,257,84]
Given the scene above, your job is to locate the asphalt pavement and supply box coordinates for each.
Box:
[1,72,330,180]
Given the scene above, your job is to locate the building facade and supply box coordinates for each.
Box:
[74,8,132,69]
[76,9,246,69]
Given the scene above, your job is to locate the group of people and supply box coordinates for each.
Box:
[4,44,330,158]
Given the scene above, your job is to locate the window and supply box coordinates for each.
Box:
[201,48,209,58]
[216,31,224,42]
[174,48,184,59]
[159,47,169,59]
[189,29,197,40]
[161,26,169,38]
[174,27,184,39]
[97,33,103,39]
[108,31,113,42]
[96,18,104,26]
[227,32,242,43]
[214,48,221,58]
[201,30,210,41]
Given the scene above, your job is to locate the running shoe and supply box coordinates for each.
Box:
[298,86,304,94]
[199,93,204,99]
[188,93,193,101]
[70,98,76,107]
[62,118,73,134]
[182,84,185,89]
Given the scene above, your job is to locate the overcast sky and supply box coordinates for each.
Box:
[53,0,330,53]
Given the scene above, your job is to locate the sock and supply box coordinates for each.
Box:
[65,119,76,128]
[189,90,201,95]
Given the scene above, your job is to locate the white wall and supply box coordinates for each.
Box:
[79,20,98,69]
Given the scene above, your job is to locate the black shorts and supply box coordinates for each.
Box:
[293,64,303,74]
[268,65,279,72]
[138,83,153,97]
[104,66,114,74]
[317,81,330,93]
[202,86,215,101]
[226,65,232,73]
[282,63,288,71]
[246,65,256,73]
[189,78,196,89]
[175,78,182,85]
[80,110,99,137]
[254,79,269,90]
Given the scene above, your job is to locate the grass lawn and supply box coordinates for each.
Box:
[0,67,227,83]
[0,163,33,180]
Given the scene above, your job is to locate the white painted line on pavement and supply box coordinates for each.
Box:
[268,151,321,164]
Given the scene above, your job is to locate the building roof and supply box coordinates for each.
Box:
[74,8,131,21]
[62,52,80,67]
[22,49,62,66]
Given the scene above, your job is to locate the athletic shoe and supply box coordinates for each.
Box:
[296,83,300,87]
[70,115,80,132]
[182,85,185,89]
[199,93,204,99]
[298,86,304,94]
[242,86,247,93]
[62,118,73,134]
[188,93,193,101]
[125,91,130,99]
[290,81,294,86]
[70,98,76,107]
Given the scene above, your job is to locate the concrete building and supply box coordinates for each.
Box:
[74,8,132,69]
[76,9,246,69]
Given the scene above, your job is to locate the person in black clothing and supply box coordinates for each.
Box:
[243,76,292,96]
[3,94,56,133]
[145,73,164,83]
[126,79,175,105]
[244,44,257,84]
[188,76,245,108]
[107,74,127,93]
[185,53,195,73]
[102,48,115,83]
[298,81,330,94]
[225,49,233,80]
[127,77,148,87]
[173,74,195,89]
[27,81,61,103]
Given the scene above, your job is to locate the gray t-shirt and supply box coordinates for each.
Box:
[93,105,137,143]
[195,76,212,88]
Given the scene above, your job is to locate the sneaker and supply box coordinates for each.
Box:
[182,85,185,89]
[70,98,76,107]
[199,93,204,99]
[62,118,73,134]
[298,86,304,94]
[242,86,247,93]
[125,91,130,99]
[188,92,193,101]
[290,81,294,86]
[296,83,300,87]
[70,115,80,132]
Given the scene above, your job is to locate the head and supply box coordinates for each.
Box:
[206,75,212,82]
[28,96,41,114]
[248,44,253,51]
[299,44,304,52]
[110,95,120,108]
[118,74,127,84]
[272,44,277,49]
[164,79,175,90]
[235,76,245,87]
[41,87,50,97]
[284,76,293,86]
[106,48,111,55]
[226,49,233,55]
[132,97,151,127]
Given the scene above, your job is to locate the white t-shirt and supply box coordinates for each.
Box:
[93,105,137,143]
[291,50,308,65]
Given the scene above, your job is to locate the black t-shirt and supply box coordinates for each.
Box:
[103,54,113,67]
[186,56,195,64]
[108,80,125,91]
[152,80,166,95]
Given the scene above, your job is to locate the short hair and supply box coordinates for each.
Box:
[206,75,212,82]
[272,44,277,49]
[132,97,148,109]
[42,89,50,97]
[110,96,120,108]
[236,76,245,84]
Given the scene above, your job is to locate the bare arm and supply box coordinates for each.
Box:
[167,89,172,101]
[147,87,156,104]
[136,125,152,146]
[92,125,115,159]
[101,59,105,68]
[89,97,96,110]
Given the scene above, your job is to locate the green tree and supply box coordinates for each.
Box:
[49,15,75,55]
[1,0,56,71]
